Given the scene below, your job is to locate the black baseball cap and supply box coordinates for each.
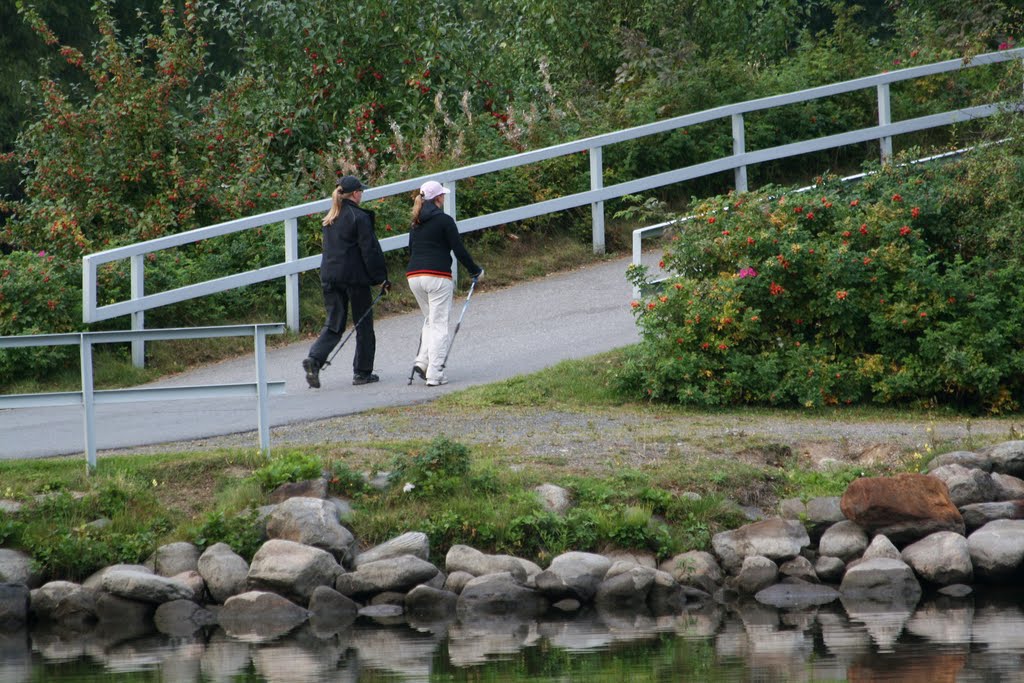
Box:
[337,175,369,192]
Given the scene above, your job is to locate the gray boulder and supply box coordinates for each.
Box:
[30,581,97,624]
[219,590,310,641]
[247,539,341,603]
[981,441,1024,477]
[0,583,30,627]
[534,551,612,602]
[335,554,439,597]
[153,599,216,636]
[755,582,840,609]
[444,571,475,595]
[861,535,901,561]
[711,518,810,572]
[534,484,572,515]
[818,521,868,562]
[814,556,846,583]
[405,584,458,620]
[0,549,40,588]
[928,464,998,507]
[101,569,195,604]
[926,450,991,472]
[445,545,528,582]
[353,531,430,568]
[150,541,201,577]
[779,555,818,583]
[991,472,1024,501]
[839,558,922,606]
[967,519,1024,581]
[658,551,722,594]
[197,542,249,604]
[308,585,358,629]
[594,566,656,611]
[456,572,548,619]
[900,531,973,586]
[81,564,150,590]
[264,497,357,566]
[960,500,1024,530]
[734,556,778,595]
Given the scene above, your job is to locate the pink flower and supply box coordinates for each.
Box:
[38,250,46,257]
[736,267,758,279]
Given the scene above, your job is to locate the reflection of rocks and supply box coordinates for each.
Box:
[0,631,30,683]
[200,631,252,683]
[970,603,1024,652]
[250,633,348,683]
[905,597,973,645]
[847,652,967,682]
[351,624,441,679]
[840,597,914,651]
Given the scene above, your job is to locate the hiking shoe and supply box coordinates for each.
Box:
[353,372,380,386]
[302,357,321,389]
[412,365,426,381]
[426,377,448,387]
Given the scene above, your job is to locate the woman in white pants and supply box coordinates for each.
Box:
[405,180,483,386]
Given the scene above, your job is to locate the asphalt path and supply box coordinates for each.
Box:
[0,256,646,460]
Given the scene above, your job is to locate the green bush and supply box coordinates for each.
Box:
[251,450,324,490]
[387,436,471,496]
[621,148,1024,412]
[191,509,263,561]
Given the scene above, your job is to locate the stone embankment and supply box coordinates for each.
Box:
[3,441,1024,641]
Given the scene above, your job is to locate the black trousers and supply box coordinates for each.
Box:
[308,283,375,374]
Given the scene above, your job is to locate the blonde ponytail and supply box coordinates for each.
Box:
[410,192,425,225]
[322,187,344,227]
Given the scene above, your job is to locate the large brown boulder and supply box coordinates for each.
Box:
[840,474,964,545]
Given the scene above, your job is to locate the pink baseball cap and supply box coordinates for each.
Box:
[420,180,450,201]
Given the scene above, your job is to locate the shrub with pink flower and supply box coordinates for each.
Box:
[622,150,1024,411]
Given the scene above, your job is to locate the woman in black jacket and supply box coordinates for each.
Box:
[302,175,390,388]
[406,180,483,386]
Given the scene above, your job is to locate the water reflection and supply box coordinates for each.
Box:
[12,589,1024,682]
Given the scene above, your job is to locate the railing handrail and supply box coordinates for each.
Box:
[80,48,1024,361]
[0,323,286,471]
[84,48,1024,267]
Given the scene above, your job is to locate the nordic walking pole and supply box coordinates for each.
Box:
[322,284,388,370]
[439,274,480,372]
[407,332,423,385]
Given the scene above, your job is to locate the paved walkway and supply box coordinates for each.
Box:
[0,256,643,460]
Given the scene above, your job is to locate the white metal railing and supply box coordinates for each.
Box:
[0,324,285,472]
[81,48,1024,366]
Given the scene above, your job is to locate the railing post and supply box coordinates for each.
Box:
[254,325,271,456]
[284,218,300,333]
[632,228,644,300]
[732,113,748,193]
[877,83,893,163]
[80,334,97,473]
[589,146,605,255]
[130,254,145,368]
[444,181,459,290]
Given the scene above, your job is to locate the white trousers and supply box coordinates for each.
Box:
[408,275,452,382]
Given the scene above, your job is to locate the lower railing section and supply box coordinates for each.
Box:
[0,324,286,472]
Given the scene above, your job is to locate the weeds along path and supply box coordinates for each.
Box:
[0,256,641,460]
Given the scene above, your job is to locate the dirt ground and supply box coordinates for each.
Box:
[106,403,1023,474]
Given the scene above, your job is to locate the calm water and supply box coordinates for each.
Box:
[7,590,1024,682]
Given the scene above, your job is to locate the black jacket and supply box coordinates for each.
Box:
[320,199,388,286]
[405,202,481,278]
